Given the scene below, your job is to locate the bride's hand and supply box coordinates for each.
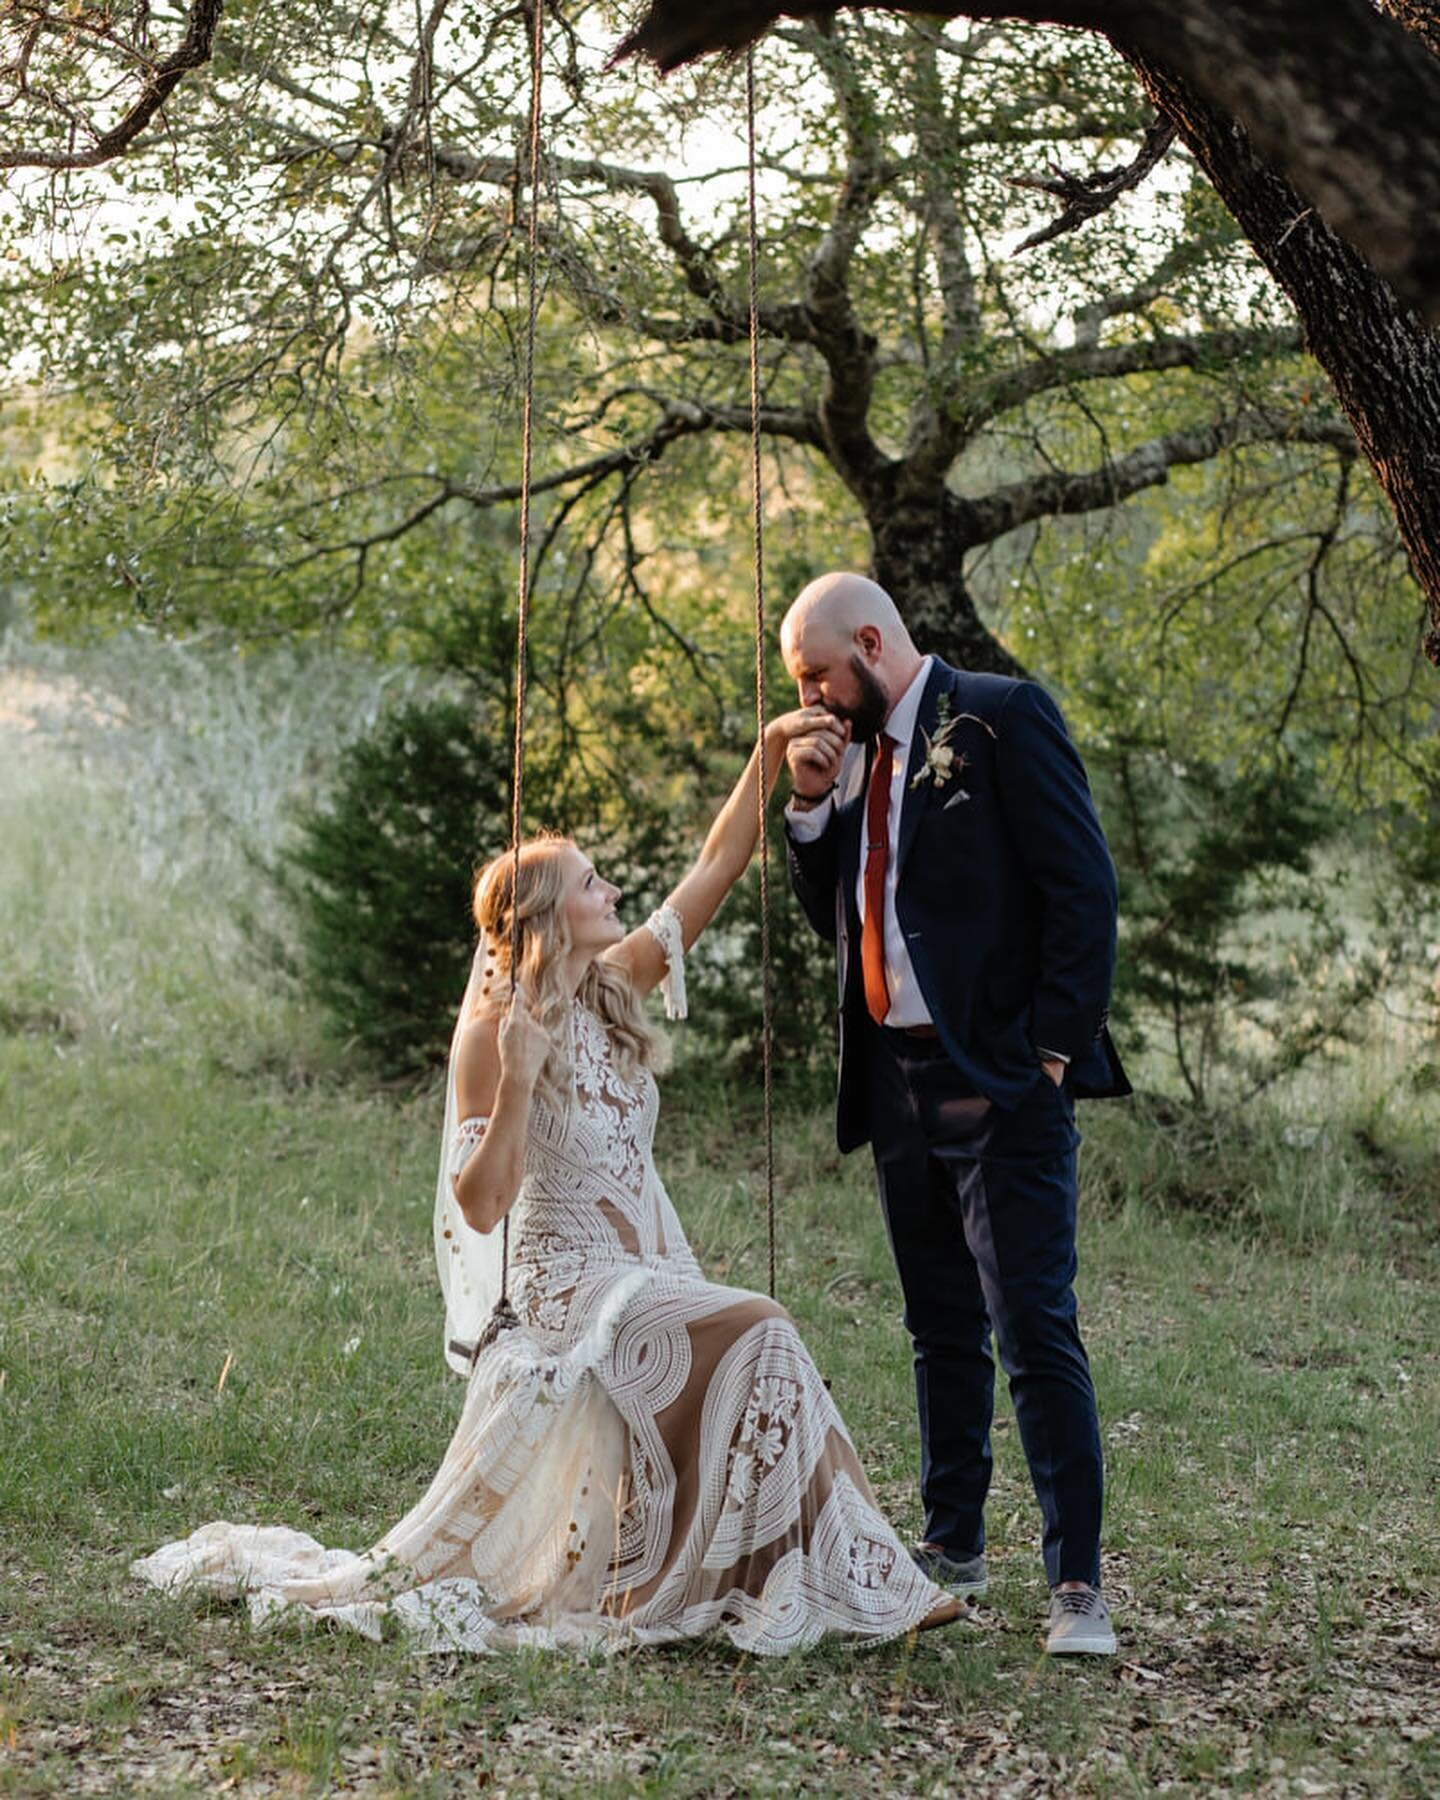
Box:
[771,706,847,798]
[497,984,551,1089]
[767,705,844,747]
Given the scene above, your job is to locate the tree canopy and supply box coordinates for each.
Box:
[0,2,1432,798]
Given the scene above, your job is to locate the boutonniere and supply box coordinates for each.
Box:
[910,692,968,790]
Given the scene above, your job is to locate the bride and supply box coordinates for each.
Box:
[134,709,961,1653]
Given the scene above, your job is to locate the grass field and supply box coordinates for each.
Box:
[3,645,1439,1796]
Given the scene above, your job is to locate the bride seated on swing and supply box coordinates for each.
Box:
[134,706,967,1653]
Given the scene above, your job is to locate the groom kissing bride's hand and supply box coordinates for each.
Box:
[779,570,1131,1658]
[787,709,849,803]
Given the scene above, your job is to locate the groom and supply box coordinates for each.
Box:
[781,572,1130,1656]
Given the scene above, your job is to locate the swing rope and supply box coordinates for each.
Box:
[480,14,779,1351]
[477,0,545,1355]
[744,48,779,1304]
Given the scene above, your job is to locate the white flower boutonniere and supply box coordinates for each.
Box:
[910,692,968,790]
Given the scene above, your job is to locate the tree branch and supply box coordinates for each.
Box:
[1008,112,1176,253]
[1071,229,1235,346]
[791,23,892,486]
[269,395,821,582]
[617,0,1440,323]
[423,144,816,344]
[0,0,224,172]
[963,409,1355,543]
[958,324,1304,433]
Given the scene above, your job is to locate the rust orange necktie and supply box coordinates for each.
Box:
[861,733,896,1025]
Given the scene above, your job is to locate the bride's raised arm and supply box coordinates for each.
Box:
[605,706,844,999]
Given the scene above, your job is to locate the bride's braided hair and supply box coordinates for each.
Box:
[471,834,662,1107]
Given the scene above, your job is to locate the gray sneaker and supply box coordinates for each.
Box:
[1046,1584,1116,1655]
[910,1545,988,1599]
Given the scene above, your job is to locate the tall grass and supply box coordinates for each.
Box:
[0,627,431,1068]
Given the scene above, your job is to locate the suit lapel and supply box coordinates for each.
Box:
[895,659,954,876]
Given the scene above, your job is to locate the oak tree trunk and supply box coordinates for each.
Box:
[866,479,1024,675]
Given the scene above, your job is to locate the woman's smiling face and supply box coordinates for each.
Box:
[561,845,625,958]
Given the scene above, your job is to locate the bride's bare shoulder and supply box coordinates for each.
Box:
[455,1009,502,1116]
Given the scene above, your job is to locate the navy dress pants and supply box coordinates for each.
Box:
[868,1025,1104,1589]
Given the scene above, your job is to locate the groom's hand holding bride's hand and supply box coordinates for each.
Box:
[778,707,848,805]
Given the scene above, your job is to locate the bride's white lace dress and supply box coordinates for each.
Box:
[133,916,942,1654]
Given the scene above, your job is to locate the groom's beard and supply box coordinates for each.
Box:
[826,656,890,744]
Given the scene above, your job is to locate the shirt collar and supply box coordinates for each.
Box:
[881,655,934,752]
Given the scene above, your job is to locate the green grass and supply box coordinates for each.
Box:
[4,1041,1440,1797]
[3,651,1440,1795]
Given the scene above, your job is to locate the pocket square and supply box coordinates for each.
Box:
[942,788,972,809]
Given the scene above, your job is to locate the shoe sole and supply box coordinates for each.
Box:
[938,1577,988,1600]
[1047,1633,1116,1655]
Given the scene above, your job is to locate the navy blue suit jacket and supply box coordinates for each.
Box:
[787,661,1131,1154]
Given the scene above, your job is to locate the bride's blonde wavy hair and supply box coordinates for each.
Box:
[471,833,662,1106]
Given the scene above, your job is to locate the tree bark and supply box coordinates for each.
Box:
[620,0,1440,665]
[0,1,225,172]
[1121,51,1440,664]
[865,475,1026,675]
[618,0,1440,325]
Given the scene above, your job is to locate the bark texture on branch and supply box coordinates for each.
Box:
[0,0,225,172]
[617,0,1440,326]
[1120,50,1440,665]
[619,0,1440,666]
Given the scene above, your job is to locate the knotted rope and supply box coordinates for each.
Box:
[745,47,778,1303]
[475,0,545,1357]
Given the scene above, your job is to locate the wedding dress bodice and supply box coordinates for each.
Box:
[504,1000,704,1340]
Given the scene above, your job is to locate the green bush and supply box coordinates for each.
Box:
[1094,740,1379,1109]
[282,697,517,1074]
[683,826,836,1074]
[281,692,837,1080]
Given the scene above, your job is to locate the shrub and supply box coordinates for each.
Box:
[683,827,836,1075]
[1094,740,1379,1109]
[282,694,839,1080]
[283,697,518,1074]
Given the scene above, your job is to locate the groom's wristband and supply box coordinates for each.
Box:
[789,782,837,813]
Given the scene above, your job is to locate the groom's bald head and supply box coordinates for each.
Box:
[780,573,923,742]
[781,572,914,665]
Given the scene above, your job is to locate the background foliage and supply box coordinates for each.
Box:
[1,3,1436,1087]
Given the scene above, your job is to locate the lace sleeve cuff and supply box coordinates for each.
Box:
[451,1115,489,1177]
[642,903,687,1022]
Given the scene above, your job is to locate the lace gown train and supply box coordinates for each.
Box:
[133,915,942,1654]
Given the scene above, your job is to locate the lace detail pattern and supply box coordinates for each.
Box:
[642,902,687,1021]
[452,1115,489,1172]
[134,996,943,1655]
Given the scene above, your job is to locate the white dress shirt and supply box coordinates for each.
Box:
[787,661,1071,1064]
[786,657,935,1028]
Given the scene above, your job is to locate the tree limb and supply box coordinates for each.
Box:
[1070,229,1235,346]
[0,0,224,172]
[1008,112,1176,253]
[958,324,1305,433]
[617,0,1440,324]
[962,409,1354,543]
[423,144,817,344]
[269,395,822,582]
